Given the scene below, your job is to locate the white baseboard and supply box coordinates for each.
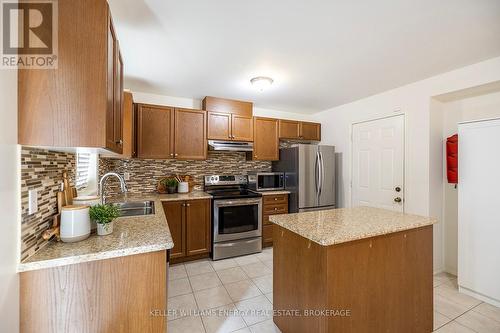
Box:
[433,268,445,275]
[459,286,500,308]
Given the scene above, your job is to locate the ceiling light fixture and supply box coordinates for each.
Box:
[250,76,274,91]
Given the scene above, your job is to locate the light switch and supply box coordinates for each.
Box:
[28,189,38,215]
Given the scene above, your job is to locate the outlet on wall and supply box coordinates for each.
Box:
[124,172,130,181]
[28,189,38,215]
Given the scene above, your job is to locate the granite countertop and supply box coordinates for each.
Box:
[18,191,212,272]
[157,191,212,201]
[259,190,291,196]
[269,206,437,246]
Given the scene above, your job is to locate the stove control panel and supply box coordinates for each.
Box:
[204,175,248,186]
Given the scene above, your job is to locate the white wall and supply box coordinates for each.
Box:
[0,69,20,332]
[131,91,316,122]
[439,91,500,275]
[314,56,500,273]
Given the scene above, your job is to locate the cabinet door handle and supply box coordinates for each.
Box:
[170,153,174,157]
[115,140,123,145]
[186,203,190,207]
[274,198,278,201]
[174,153,178,157]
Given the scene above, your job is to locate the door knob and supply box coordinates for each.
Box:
[395,186,401,192]
[394,197,402,203]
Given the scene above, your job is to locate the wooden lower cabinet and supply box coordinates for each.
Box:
[262,194,288,247]
[163,200,186,259]
[20,251,167,333]
[162,199,211,262]
[185,199,211,256]
[273,225,433,333]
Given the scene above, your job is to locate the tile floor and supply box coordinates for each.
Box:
[167,247,500,333]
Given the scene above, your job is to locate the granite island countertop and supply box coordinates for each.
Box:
[18,191,212,272]
[269,206,437,246]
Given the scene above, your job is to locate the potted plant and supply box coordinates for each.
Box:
[163,178,178,194]
[89,204,120,236]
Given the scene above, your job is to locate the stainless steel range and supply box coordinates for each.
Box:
[205,175,262,260]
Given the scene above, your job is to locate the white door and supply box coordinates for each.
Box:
[351,115,404,212]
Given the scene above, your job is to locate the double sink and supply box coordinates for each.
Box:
[112,200,155,217]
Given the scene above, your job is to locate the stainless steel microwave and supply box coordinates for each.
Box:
[248,172,285,191]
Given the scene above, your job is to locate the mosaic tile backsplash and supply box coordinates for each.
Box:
[20,147,75,261]
[100,151,271,196]
[20,149,270,261]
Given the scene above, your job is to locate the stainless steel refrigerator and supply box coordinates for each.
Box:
[272,144,335,213]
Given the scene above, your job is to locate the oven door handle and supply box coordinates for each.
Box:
[214,198,262,207]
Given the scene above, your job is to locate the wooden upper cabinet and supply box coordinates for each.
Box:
[137,104,174,159]
[106,15,116,151]
[207,112,253,141]
[253,117,279,161]
[202,96,253,116]
[162,201,186,259]
[121,91,134,158]
[19,0,123,153]
[278,120,301,139]
[174,109,207,160]
[207,112,231,140]
[279,120,321,141]
[185,199,211,256]
[231,115,253,141]
[113,45,124,151]
[300,122,321,141]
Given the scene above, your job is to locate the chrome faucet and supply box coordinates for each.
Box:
[99,172,128,204]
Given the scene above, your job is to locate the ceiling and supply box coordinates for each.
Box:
[109,0,500,114]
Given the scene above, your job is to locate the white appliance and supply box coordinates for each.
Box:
[458,118,500,307]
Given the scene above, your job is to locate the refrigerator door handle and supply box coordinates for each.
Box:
[315,152,319,195]
[319,152,324,197]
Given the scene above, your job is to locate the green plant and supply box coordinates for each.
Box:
[89,204,120,226]
[164,178,178,187]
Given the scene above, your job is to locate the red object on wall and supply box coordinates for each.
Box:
[446,134,458,184]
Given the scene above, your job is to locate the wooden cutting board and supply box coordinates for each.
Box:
[62,171,75,206]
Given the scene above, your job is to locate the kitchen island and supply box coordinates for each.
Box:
[269,206,437,333]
